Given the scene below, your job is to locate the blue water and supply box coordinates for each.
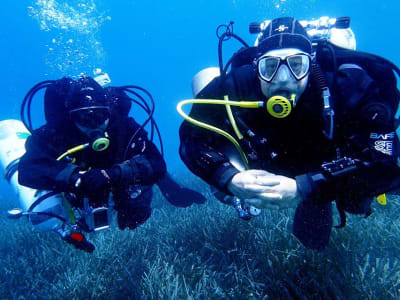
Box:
[1,1,400,297]
[1,0,399,171]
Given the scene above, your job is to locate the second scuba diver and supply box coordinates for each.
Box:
[18,76,206,252]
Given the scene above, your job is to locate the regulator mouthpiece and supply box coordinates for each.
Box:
[266,94,296,118]
[91,136,110,151]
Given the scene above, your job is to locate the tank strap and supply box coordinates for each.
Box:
[28,191,59,213]
[4,159,20,182]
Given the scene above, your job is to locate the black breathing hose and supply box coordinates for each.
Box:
[21,80,55,132]
[119,86,164,160]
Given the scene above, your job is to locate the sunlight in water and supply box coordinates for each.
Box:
[27,0,111,77]
[270,0,315,14]
[236,0,316,15]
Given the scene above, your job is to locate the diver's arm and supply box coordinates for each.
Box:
[114,118,166,186]
[178,75,241,193]
[18,131,79,191]
[178,65,260,193]
[179,125,240,193]
[179,140,241,192]
[295,152,400,204]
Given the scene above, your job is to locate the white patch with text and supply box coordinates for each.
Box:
[374,140,393,155]
[370,132,395,155]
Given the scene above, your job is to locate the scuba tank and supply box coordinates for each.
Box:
[0,119,67,231]
[192,67,221,98]
[1,118,103,252]
[252,16,356,50]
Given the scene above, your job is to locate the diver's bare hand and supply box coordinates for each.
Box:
[227,169,281,202]
[245,175,300,209]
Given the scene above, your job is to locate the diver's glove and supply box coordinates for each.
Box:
[72,168,120,195]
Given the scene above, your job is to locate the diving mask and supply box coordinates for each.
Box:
[257,52,311,82]
[70,106,110,130]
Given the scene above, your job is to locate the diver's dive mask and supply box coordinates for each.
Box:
[70,106,111,151]
[257,52,311,82]
[70,106,110,129]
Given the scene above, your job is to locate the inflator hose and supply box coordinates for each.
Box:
[177,98,263,168]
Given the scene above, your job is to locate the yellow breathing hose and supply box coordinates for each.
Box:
[224,95,243,140]
[56,143,90,161]
[62,193,76,224]
[177,98,263,169]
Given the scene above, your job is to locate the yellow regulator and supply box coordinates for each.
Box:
[266,94,296,118]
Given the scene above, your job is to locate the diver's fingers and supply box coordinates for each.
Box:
[254,177,280,186]
[247,169,277,177]
[243,184,276,193]
[258,192,282,201]
[245,193,282,209]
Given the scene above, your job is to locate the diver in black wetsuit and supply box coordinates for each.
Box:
[179,17,400,250]
[18,76,205,252]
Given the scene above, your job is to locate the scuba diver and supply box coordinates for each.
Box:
[178,17,400,250]
[15,76,205,252]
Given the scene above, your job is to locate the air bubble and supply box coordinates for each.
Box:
[28,0,111,76]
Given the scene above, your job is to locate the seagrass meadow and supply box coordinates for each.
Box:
[1,173,400,299]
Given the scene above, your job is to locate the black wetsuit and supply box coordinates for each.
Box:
[19,114,166,230]
[179,59,400,250]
